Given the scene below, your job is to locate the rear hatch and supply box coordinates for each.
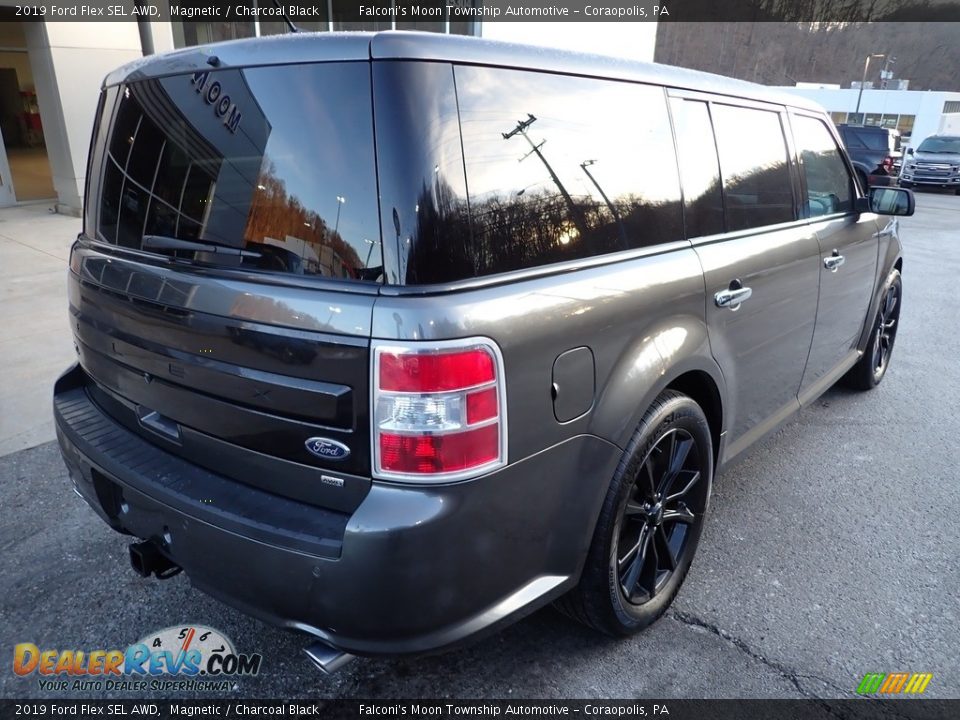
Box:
[71,55,383,513]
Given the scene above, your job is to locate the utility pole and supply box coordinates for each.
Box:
[855,53,885,120]
[580,160,627,250]
[502,114,582,235]
[333,195,345,236]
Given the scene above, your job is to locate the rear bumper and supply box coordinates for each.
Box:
[54,363,619,656]
[867,174,896,187]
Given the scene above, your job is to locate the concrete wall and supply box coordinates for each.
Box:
[480,22,657,62]
[145,20,175,55]
[24,23,143,215]
[778,86,960,149]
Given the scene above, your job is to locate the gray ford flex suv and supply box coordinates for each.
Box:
[54,32,914,670]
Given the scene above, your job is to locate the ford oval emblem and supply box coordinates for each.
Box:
[305,437,351,461]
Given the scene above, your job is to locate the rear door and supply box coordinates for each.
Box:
[72,60,383,513]
[791,112,879,399]
[671,96,821,463]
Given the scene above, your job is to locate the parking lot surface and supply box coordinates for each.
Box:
[1,193,958,700]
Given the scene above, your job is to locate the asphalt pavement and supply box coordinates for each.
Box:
[1,192,958,700]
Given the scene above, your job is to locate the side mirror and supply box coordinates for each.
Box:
[869,186,915,216]
[906,147,914,156]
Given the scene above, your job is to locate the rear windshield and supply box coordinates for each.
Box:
[848,127,898,153]
[93,62,382,282]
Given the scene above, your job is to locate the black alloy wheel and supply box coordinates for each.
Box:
[616,428,706,606]
[845,270,902,391]
[556,390,713,636]
[871,282,900,381]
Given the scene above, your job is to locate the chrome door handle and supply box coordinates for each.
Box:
[823,253,846,272]
[714,286,753,310]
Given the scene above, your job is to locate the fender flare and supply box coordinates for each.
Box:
[857,259,902,353]
[588,316,727,454]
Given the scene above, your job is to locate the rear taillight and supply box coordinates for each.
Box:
[373,339,507,482]
[882,156,895,173]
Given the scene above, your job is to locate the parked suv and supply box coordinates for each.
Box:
[54,32,913,671]
[899,135,960,193]
[836,123,903,189]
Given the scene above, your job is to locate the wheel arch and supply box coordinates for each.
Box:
[589,316,727,468]
[664,370,723,468]
[857,247,903,352]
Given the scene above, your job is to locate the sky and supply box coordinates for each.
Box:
[480,22,659,63]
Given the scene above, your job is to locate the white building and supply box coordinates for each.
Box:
[777,85,960,149]
[0,13,174,212]
[0,8,656,216]
[480,22,656,63]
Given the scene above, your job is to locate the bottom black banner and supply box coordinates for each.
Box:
[2,700,959,720]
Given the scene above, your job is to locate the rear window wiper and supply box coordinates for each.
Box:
[142,234,262,259]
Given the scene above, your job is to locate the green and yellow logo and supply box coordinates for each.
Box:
[857,672,933,695]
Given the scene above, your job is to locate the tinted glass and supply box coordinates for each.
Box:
[917,136,960,153]
[792,116,854,217]
[97,63,381,281]
[455,66,683,277]
[839,126,863,148]
[84,87,115,238]
[671,98,724,238]
[712,104,795,231]
[372,61,471,285]
[854,128,892,151]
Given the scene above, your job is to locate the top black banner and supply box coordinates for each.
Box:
[7,0,960,23]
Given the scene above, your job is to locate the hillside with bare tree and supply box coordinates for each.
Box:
[655,22,960,91]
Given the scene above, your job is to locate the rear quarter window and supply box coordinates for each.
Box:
[454,66,684,277]
[374,62,684,285]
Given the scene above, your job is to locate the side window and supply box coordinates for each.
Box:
[373,61,470,285]
[453,66,684,277]
[792,115,854,217]
[841,128,864,148]
[670,98,724,238]
[712,104,796,232]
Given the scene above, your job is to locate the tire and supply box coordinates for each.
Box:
[556,390,713,636]
[844,270,902,391]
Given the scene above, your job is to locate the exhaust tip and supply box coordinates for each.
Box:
[304,641,354,675]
